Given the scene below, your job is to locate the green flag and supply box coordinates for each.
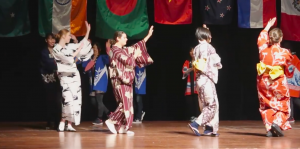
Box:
[96,0,149,39]
[0,0,30,37]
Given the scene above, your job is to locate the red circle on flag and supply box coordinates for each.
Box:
[106,0,137,16]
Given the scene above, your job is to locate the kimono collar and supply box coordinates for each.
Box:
[55,43,66,49]
[199,40,208,44]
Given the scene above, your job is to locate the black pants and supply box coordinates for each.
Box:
[133,94,143,120]
[43,81,62,128]
[289,97,300,119]
[185,94,200,120]
[91,93,110,119]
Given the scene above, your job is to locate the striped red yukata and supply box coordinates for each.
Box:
[107,40,153,131]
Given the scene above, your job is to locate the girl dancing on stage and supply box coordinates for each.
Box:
[256,17,292,137]
[52,21,93,132]
[105,26,154,134]
[188,24,222,137]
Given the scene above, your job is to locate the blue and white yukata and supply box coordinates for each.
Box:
[133,66,147,121]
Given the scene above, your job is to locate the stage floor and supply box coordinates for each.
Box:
[0,121,299,149]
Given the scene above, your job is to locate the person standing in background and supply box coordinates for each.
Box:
[285,52,300,123]
[133,66,147,123]
[182,48,200,122]
[40,33,62,130]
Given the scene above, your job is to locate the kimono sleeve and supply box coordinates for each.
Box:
[125,40,154,67]
[76,38,94,62]
[283,48,293,67]
[257,30,269,52]
[182,60,189,74]
[52,46,74,64]
[82,59,91,68]
[193,44,208,60]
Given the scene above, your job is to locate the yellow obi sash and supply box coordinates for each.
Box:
[192,58,206,72]
[256,61,284,80]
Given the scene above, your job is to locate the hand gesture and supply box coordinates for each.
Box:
[106,39,111,55]
[70,34,76,40]
[70,34,78,43]
[85,21,91,32]
[148,26,154,37]
[203,24,209,30]
[106,39,111,48]
[267,17,276,27]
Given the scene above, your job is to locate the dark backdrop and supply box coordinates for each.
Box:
[0,0,300,122]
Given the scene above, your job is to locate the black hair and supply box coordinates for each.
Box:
[195,27,211,41]
[45,33,55,40]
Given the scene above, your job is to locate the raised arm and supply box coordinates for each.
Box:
[143,26,154,43]
[182,60,190,74]
[72,21,91,58]
[258,18,276,50]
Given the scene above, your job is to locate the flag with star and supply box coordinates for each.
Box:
[202,0,234,25]
[0,0,30,37]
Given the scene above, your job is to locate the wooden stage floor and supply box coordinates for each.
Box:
[0,121,299,149]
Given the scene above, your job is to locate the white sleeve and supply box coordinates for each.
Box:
[52,46,74,64]
[194,44,208,60]
[76,38,94,62]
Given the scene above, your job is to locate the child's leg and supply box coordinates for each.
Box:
[194,80,219,135]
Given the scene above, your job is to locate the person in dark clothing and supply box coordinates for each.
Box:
[40,33,62,130]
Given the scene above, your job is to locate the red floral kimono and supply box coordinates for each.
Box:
[257,30,293,131]
[107,40,153,131]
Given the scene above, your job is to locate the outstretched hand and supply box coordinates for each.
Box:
[267,17,276,27]
[148,26,154,36]
[106,39,111,48]
[85,21,91,32]
[203,24,209,30]
[106,39,111,55]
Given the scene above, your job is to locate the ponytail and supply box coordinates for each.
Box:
[54,33,61,41]
[269,28,283,45]
[109,39,116,45]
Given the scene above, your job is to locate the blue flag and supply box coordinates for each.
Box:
[201,0,234,25]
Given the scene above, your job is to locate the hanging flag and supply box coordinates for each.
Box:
[154,0,192,25]
[96,0,149,39]
[238,0,276,28]
[0,0,30,37]
[202,0,234,25]
[281,0,300,41]
[38,0,87,37]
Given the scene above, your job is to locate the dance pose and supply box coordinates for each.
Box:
[40,33,62,130]
[52,21,93,132]
[105,26,154,134]
[87,42,111,125]
[256,18,292,137]
[182,48,200,122]
[188,24,222,137]
[133,66,147,123]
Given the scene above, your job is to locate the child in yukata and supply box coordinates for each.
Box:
[188,24,222,137]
